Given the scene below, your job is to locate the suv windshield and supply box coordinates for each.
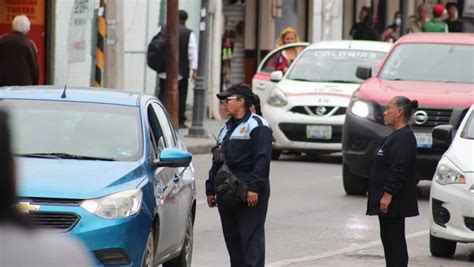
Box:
[379,43,474,83]
[4,100,143,161]
[461,110,474,139]
[287,49,386,83]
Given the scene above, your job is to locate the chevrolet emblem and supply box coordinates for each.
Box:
[18,202,40,214]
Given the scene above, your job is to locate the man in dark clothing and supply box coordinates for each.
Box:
[367,96,419,267]
[206,83,272,267]
[0,15,39,86]
[353,15,380,41]
[158,10,198,129]
[350,6,371,38]
[445,2,463,32]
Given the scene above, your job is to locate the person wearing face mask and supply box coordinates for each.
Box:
[367,96,420,267]
[393,11,402,28]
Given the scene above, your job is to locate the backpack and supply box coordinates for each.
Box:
[147,29,166,72]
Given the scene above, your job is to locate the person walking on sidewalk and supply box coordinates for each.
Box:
[367,96,419,267]
[206,83,272,267]
[158,10,198,129]
[0,15,39,86]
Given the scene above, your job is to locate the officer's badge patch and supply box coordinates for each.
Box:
[240,127,246,134]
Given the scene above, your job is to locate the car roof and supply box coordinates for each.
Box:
[307,40,392,52]
[0,86,146,106]
[396,33,474,45]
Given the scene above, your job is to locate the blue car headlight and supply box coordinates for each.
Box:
[81,189,143,219]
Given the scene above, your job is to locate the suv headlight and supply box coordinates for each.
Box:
[351,100,370,118]
[267,88,288,107]
[81,189,143,219]
[435,157,466,185]
[348,97,379,121]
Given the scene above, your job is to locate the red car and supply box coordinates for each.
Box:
[342,33,474,195]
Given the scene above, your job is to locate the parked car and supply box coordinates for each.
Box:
[252,42,309,105]
[429,105,474,258]
[342,33,474,195]
[254,41,391,159]
[1,86,196,267]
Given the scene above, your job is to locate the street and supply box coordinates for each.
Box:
[191,154,474,267]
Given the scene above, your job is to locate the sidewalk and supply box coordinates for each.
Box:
[179,119,224,155]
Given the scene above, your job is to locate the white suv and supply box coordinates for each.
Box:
[429,105,474,258]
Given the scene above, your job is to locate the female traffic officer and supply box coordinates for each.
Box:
[367,96,419,267]
[206,83,272,267]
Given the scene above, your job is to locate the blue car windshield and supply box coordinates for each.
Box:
[5,100,143,161]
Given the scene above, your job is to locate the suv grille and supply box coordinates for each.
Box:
[28,212,80,232]
[414,108,452,128]
[289,106,346,116]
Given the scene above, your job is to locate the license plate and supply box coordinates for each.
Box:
[306,125,332,140]
[414,132,432,148]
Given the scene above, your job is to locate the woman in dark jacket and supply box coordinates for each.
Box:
[367,96,419,267]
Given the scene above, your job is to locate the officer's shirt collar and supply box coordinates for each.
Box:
[226,111,252,128]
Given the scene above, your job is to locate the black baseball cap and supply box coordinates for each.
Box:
[216,83,253,100]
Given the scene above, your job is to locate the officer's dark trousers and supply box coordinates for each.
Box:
[218,197,269,267]
[379,216,408,267]
[159,78,188,126]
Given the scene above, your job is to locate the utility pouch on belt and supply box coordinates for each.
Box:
[212,143,247,209]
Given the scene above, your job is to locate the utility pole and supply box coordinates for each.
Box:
[165,0,179,128]
[400,0,409,36]
[188,0,211,137]
[104,0,124,89]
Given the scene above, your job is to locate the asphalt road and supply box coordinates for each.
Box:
[190,154,474,267]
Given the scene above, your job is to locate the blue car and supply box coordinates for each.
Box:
[1,86,196,267]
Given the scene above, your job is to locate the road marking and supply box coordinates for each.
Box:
[266,230,429,267]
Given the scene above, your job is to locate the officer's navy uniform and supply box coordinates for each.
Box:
[367,126,419,267]
[206,111,272,267]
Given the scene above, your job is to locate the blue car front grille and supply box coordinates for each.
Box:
[28,212,80,232]
[19,197,82,206]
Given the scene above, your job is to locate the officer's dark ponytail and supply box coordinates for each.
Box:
[394,96,418,122]
[252,94,263,116]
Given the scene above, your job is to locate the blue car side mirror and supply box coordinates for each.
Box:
[153,148,192,168]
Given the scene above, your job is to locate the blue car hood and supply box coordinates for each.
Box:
[16,158,147,200]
